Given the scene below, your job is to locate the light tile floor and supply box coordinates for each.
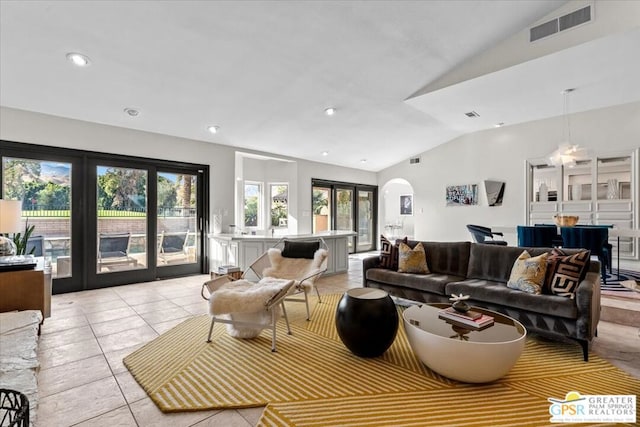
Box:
[34,256,639,426]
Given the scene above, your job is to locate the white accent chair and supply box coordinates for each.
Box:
[201,276,295,352]
[247,239,329,321]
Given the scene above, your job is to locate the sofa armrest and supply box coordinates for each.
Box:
[574,267,601,341]
[362,256,381,287]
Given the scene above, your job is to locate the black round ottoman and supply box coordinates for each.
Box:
[335,288,398,357]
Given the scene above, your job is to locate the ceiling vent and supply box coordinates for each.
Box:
[530,5,592,42]
[409,157,421,165]
[465,111,480,118]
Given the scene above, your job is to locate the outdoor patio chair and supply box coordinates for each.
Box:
[201,275,295,352]
[26,235,45,257]
[158,231,189,264]
[98,232,137,271]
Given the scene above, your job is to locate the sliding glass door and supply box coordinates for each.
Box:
[2,141,208,293]
[336,188,355,252]
[1,155,80,293]
[156,169,203,278]
[357,190,375,251]
[311,179,377,253]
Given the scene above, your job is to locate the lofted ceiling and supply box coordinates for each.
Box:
[3,1,635,172]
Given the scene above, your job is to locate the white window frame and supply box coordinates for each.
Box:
[243,181,262,229]
[269,182,289,229]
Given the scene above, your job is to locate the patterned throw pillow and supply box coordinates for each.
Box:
[507,250,548,294]
[397,242,430,274]
[379,235,407,270]
[545,248,590,298]
[379,235,394,269]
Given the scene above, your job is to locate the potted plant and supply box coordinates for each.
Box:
[12,219,36,256]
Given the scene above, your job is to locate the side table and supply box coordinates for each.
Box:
[335,288,398,357]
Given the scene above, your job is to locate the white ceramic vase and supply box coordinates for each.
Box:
[571,184,582,201]
[539,183,548,202]
[213,214,222,234]
[607,179,619,199]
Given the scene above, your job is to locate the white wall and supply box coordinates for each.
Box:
[0,107,376,234]
[378,101,640,250]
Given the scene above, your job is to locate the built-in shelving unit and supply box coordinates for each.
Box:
[526,149,639,260]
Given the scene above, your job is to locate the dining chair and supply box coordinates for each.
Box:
[560,226,609,284]
[466,225,507,246]
[516,225,560,248]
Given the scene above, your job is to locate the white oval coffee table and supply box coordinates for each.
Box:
[403,303,526,383]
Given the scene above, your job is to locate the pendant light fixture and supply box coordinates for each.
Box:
[548,88,581,167]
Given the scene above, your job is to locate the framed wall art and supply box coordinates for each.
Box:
[446,184,478,206]
[400,194,413,215]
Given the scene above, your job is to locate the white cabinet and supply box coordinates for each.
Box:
[211,239,238,269]
[210,232,354,274]
[526,149,638,260]
[332,237,349,273]
[239,241,265,270]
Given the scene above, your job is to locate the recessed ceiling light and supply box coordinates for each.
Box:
[494,122,504,128]
[321,151,329,156]
[207,125,219,134]
[324,107,336,116]
[360,159,367,163]
[66,52,90,67]
[123,108,139,117]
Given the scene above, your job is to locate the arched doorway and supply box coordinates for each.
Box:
[381,178,414,240]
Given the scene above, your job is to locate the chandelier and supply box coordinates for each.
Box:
[547,88,586,167]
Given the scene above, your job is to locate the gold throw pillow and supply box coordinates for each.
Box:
[397,242,430,274]
[507,250,548,294]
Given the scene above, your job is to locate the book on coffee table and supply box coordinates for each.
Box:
[438,309,494,329]
[441,306,482,320]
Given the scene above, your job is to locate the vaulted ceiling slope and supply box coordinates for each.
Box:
[4,1,634,172]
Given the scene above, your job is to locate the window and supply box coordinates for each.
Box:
[270,183,288,228]
[244,182,261,228]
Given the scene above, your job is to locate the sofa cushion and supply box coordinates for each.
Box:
[366,268,463,296]
[545,248,590,298]
[445,279,578,319]
[467,243,555,283]
[404,240,470,277]
[282,240,320,259]
[506,251,548,294]
[398,242,429,274]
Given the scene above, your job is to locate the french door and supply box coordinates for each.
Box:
[1,141,208,294]
[312,179,377,253]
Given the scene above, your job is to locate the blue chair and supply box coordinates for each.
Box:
[517,226,560,247]
[560,227,609,284]
[577,225,613,273]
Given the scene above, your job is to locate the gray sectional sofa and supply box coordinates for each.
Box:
[363,240,601,361]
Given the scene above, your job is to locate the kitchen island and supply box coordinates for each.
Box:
[209,230,357,275]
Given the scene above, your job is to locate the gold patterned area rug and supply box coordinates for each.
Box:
[124,294,639,426]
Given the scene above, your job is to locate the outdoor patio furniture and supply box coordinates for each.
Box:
[97,232,137,271]
[158,231,190,264]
